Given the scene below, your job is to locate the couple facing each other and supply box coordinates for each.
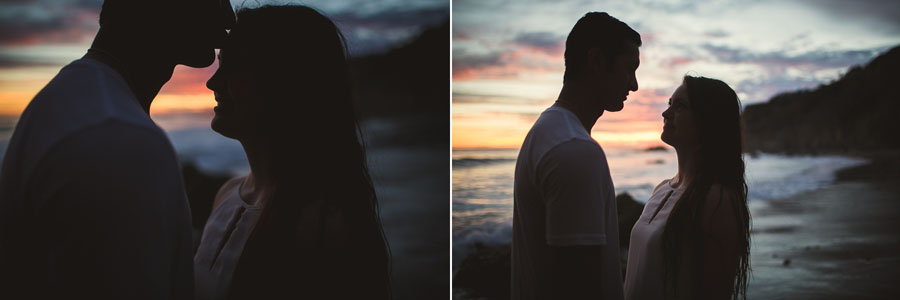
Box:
[0,1,389,299]
[512,12,751,300]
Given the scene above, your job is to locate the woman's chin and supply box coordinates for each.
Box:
[660,131,674,147]
[210,118,238,139]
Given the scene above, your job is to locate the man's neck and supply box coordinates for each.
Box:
[673,145,699,187]
[85,29,172,114]
[555,84,603,132]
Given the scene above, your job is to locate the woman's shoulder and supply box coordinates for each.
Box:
[212,176,246,210]
[652,178,672,195]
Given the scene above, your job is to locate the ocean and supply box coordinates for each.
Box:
[451,147,867,272]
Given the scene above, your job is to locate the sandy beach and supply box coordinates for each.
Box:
[453,154,900,299]
[747,155,900,299]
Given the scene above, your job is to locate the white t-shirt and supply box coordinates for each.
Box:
[623,179,685,300]
[0,58,194,299]
[512,106,623,300]
[194,177,262,300]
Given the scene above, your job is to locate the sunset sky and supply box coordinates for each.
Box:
[0,0,448,117]
[452,0,900,149]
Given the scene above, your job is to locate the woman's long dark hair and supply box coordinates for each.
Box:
[662,76,750,300]
[224,5,390,299]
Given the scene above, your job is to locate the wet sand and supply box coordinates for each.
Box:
[747,156,900,299]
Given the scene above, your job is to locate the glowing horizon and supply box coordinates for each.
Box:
[0,0,448,120]
[452,0,900,150]
[0,61,219,117]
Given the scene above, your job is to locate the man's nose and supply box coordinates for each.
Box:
[630,75,639,92]
[207,70,221,91]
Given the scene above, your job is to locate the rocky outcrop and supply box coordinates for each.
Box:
[616,193,645,249]
[181,162,232,231]
[743,45,900,154]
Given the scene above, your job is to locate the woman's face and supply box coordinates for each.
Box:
[661,84,699,149]
[207,46,262,140]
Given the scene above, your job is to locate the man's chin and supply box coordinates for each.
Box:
[177,49,216,68]
[604,103,625,112]
[210,118,239,140]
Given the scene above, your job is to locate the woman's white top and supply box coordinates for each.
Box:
[194,180,262,300]
[623,179,685,300]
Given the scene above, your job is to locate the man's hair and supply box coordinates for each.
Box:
[99,0,167,27]
[563,12,641,84]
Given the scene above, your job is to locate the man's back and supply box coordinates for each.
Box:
[0,58,194,299]
[512,106,623,300]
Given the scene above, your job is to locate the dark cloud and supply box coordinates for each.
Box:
[0,16,66,44]
[452,48,506,77]
[701,43,887,69]
[0,0,447,56]
[452,31,567,79]
[700,43,892,103]
[0,0,101,45]
[0,54,63,68]
[735,75,827,104]
[511,31,564,55]
[633,0,698,14]
[330,6,448,30]
[799,0,900,34]
[330,6,449,55]
[453,30,472,41]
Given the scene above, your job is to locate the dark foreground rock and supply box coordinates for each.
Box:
[644,145,668,152]
[181,162,232,231]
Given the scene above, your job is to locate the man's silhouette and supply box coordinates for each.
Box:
[0,0,234,298]
[511,12,640,300]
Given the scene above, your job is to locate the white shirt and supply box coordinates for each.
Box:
[194,177,262,300]
[512,106,623,300]
[624,179,685,300]
[0,58,194,298]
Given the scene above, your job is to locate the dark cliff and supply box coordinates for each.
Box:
[743,45,900,154]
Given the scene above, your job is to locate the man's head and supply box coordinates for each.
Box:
[563,12,641,113]
[98,0,235,68]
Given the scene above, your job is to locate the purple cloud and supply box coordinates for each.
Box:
[511,31,564,55]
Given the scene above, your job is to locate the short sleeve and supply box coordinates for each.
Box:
[535,139,612,246]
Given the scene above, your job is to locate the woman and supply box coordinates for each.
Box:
[193,5,391,299]
[624,76,751,300]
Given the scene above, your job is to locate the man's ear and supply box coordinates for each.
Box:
[587,48,607,75]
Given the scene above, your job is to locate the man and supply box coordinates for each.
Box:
[511,12,640,299]
[0,1,234,298]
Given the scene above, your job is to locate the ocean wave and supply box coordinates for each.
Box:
[452,221,513,274]
[452,157,516,168]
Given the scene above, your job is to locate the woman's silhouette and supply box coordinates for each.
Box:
[624,76,751,300]
[193,5,390,299]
